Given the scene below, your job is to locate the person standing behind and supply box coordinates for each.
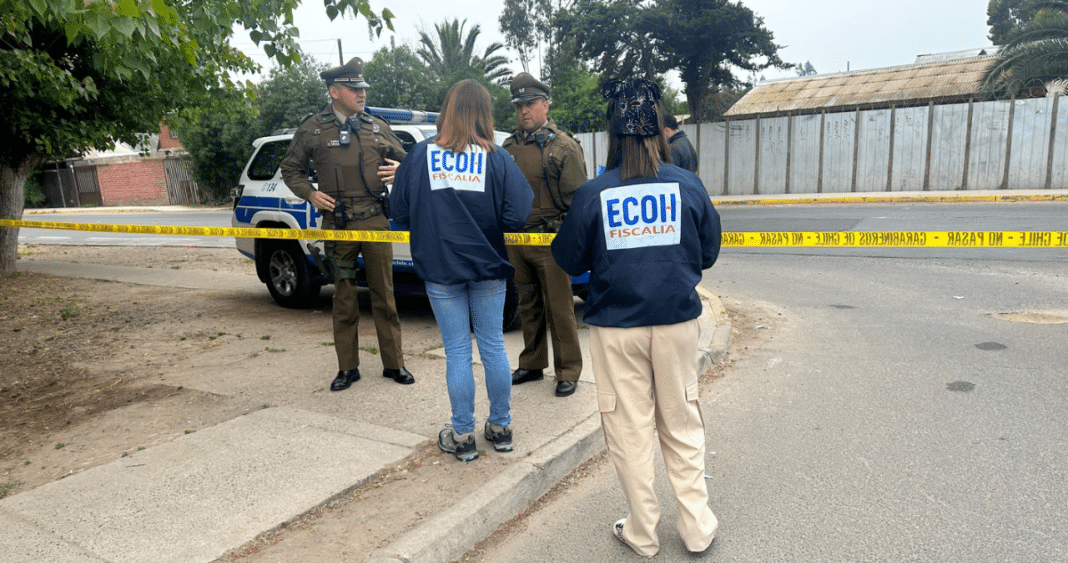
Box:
[390,80,533,462]
[551,78,722,557]
[663,113,699,173]
[280,57,416,392]
[502,73,586,398]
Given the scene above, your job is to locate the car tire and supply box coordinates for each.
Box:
[260,241,321,308]
[502,277,522,332]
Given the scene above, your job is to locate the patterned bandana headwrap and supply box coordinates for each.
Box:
[602,78,662,137]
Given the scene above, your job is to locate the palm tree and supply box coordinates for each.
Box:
[417,19,512,86]
[983,0,1068,95]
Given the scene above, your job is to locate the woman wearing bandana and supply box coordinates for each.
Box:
[551,78,723,556]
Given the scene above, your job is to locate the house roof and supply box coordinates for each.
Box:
[724,55,1000,119]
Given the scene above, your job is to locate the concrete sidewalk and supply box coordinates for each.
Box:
[2,262,730,563]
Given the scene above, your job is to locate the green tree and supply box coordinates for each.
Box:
[493,87,518,133]
[253,56,330,136]
[180,54,327,201]
[365,39,438,110]
[557,0,660,80]
[543,61,605,134]
[984,0,1068,94]
[796,61,818,77]
[499,0,542,73]
[988,0,1041,45]
[559,0,788,122]
[0,0,393,276]
[180,97,258,202]
[499,0,579,85]
[660,85,690,118]
[417,19,512,90]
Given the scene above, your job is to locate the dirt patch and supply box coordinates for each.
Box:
[1,245,259,495]
[991,311,1068,324]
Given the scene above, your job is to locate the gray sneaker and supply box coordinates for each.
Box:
[438,425,478,462]
[484,421,514,452]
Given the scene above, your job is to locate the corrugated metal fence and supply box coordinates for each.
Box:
[163,156,201,205]
[573,96,1068,195]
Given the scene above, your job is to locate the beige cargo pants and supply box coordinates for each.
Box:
[589,319,718,557]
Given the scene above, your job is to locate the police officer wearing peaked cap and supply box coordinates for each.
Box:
[321,56,371,88]
[503,72,587,398]
[510,72,550,103]
[279,56,416,391]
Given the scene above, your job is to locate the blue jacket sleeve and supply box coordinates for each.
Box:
[389,144,421,230]
[550,184,594,277]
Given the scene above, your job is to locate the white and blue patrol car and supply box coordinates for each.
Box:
[231,107,587,331]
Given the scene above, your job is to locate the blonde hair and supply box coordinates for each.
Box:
[436,80,496,153]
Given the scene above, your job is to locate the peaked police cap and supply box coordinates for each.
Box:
[321,57,370,88]
[510,72,550,103]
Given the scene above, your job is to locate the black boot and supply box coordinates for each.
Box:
[331,369,360,391]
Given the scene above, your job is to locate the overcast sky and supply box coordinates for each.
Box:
[233,0,993,84]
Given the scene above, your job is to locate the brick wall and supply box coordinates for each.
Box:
[159,123,184,151]
[97,158,170,205]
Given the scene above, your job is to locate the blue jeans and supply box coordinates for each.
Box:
[425,279,512,434]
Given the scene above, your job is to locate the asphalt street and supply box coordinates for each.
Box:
[466,218,1068,562]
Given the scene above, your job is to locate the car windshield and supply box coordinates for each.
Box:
[415,128,511,145]
[248,140,291,181]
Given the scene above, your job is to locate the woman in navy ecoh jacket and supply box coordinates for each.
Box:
[551,78,722,556]
[390,80,533,463]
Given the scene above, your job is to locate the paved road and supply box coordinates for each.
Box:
[465,203,1068,562]
[18,208,233,247]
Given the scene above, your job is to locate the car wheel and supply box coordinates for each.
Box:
[502,277,522,332]
[260,241,321,308]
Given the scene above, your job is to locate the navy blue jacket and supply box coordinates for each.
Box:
[390,138,533,285]
[550,164,721,327]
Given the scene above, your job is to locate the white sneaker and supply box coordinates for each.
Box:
[612,518,627,545]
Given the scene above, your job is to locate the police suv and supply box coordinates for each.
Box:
[231,107,582,331]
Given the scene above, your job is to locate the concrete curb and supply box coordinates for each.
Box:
[368,289,733,563]
[368,415,605,563]
[697,285,732,375]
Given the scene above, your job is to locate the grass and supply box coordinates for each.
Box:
[0,482,17,499]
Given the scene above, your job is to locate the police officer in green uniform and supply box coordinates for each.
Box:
[279,57,415,391]
[503,73,587,397]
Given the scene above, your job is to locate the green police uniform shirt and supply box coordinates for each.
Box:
[280,106,407,225]
[502,119,587,232]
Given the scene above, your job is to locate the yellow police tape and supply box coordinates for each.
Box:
[0,219,556,247]
[3,219,1067,248]
[722,231,1068,247]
